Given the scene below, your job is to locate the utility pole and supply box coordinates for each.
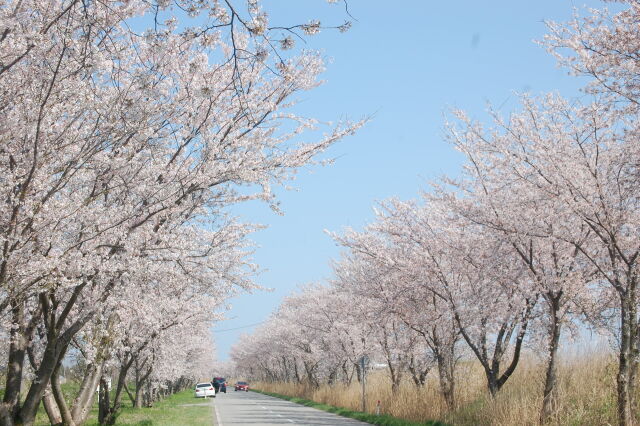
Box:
[359,355,368,412]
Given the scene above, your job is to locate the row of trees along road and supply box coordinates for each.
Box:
[230,2,640,425]
[0,0,361,424]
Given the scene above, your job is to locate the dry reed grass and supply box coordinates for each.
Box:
[254,351,620,425]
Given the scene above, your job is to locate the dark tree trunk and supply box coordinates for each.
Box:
[124,382,136,407]
[50,347,76,426]
[4,319,26,418]
[303,361,319,388]
[18,338,62,425]
[0,404,13,426]
[134,363,143,408]
[617,289,638,426]
[408,355,430,388]
[341,361,353,386]
[327,368,338,386]
[435,349,455,409]
[3,301,34,419]
[17,284,93,425]
[70,362,103,425]
[387,363,400,393]
[100,360,133,424]
[293,359,301,384]
[456,300,533,399]
[134,380,144,408]
[145,380,154,407]
[98,376,110,425]
[42,385,63,426]
[540,292,562,424]
[134,362,154,408]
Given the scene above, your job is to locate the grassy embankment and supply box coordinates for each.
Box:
[253,350,620,426]
[29,384,213,425]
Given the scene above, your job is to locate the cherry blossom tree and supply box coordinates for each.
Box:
[544,0,640,108]
[0,0,361,424]
[444,101,598,422]
[392,199,533,396]
[331,226,457,404]
[269,285,372,388]
[330,247,438,395]
[33,218,243,425]
[330,198,535,405]
[448,92,640,425]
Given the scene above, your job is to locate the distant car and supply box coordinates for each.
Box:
[194,382,216,398]
[235,381,249,392]
[212,377,227,393]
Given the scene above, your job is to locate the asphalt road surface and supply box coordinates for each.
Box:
[212,390,368,426]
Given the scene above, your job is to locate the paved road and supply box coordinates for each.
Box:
[212,390,368,426]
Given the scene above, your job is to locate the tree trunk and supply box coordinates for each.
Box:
[456,302,532,400]
[631,317,639,420]
[50,348,76,426]
[293,359,301,384]
[0,404,14,426]
[123,382,135,407]
[134,383,144,408]
[146,380,154,407]
[133,362,142,408]
[341,361,352,386]
[133,362,154,408]
[386,360,396,393]
[98,376,110,425]
[100,358,135,424]
[42,385,63,426]
[3,302,28,419]
[435,350,455,409]
[540,293,562,424]
[355,362,362,383]
[327,367,338,386]
[143,388,151,408]
[303,361,318,388]
[408,355,430,388]
[487,371,499,398]
[18,338,63,425]
[617,290,637,426]
[71,362,103,425]
[18,287,93,425]
[629,285,639,424]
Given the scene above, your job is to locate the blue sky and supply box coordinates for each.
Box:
[213,0,606,360]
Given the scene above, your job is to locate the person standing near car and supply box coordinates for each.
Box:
[212,379,220,396]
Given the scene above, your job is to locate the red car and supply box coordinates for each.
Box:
[235,381,249,392]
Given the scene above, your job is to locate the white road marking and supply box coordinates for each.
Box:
[275,410,294,422]
[213,401,223,426]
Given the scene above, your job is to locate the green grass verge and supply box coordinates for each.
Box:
[34,387,213,425]
[250,388,447,426]
[107,389,213,426]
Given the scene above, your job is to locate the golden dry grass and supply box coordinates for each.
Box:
[254,351,620,425]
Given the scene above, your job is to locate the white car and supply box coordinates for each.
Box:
[194,382,216,398]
